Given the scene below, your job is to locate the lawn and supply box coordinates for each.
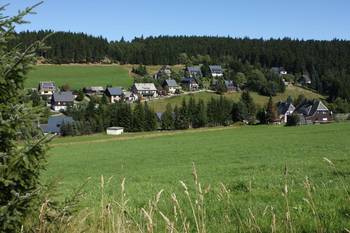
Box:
[44,123,350,231]
[147,85,324,112]
[25,64,133,89]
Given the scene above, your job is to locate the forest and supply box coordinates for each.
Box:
[14,30,350,101]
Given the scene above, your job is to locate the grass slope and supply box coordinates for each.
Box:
[25,64,133,89]
[148,85,324,112]
[46,123,350,220]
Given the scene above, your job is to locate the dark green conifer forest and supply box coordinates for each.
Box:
[13,31,350,101]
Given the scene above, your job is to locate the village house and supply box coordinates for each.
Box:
[209,65,224,77]
[40,114,74,135]
[271,67,287,76]
[154,65,172,79]
[295,100,333,124]
[181,78,199,91]
[277,101,296,123]
[123,91,138,102]
[38,81,56,99]
[224,80,237,92]
[83,86,104,96]
[298,74,312,85]
[51,91,75,112]
[131,83,158,99]
[162,79,180,94]
[186,66,202,79]
[105,87,123,103]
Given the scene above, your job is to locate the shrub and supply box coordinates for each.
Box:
[286,114,300,126]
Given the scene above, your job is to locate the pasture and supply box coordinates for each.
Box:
[148,85,324,112]
[25,64,133,89]
[44,123,350,231]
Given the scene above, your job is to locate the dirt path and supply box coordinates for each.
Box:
[50,126,239,147]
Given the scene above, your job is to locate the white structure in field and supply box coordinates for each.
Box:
[106,127,124,135]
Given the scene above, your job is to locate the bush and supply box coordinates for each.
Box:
[286,114,300,126]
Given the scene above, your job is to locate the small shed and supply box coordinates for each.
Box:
[106,127,124,135]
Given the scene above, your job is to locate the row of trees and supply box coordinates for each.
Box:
[62,98,158,136]
[62,91,283,137]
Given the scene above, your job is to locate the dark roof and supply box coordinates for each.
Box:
[106,87,123,96]
[295,100,328,116]
[52,91,75,102]
[181,77,197,84]
[301,74,311,83]
[39,81,56,90]
[187,66,202,74]
[271,67,286,74]
[163,79,178,87]
[41,115,74,134]
[209,65,223,73]
[277,101,295,115]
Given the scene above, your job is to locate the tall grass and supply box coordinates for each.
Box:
[27,159,350,233]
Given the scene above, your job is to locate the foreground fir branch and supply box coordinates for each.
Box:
[0,3,51,232]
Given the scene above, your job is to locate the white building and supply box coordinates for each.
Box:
[131,83,158,99]
[106,127,124,135]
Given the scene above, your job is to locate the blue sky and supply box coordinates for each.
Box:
[4,0,350,41]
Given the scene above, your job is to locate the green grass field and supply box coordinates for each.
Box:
[44,123,350,231]
[25,64,133,89]
[148,85,324,112]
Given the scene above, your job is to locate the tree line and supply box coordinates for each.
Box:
[61,91,289,136]
[14,31,350,101]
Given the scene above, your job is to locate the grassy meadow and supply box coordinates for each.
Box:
[43,123,350,232]
[148,85,324,112]
[25,64,133,89]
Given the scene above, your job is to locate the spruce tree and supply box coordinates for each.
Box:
[0,4,49,232]
[132,102,145,132]
[144,102,157,131]
[192,99,207,128]
[161,104,174,130]
[240,91,256,124]
[266,96,278,124]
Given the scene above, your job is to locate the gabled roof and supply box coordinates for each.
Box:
[187,66,202,73]
[133,83,157,91]
[209,65,223,73]
[163,79,178,87]
[181,77,197,84]
[106,87,123,96]
[39,81,56,90]
[271,67,286,74]
[52,91,75,102]
[295,100,328,116]
[277,101,295,115]
[41,114,74,134]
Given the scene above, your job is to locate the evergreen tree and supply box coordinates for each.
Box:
[192,100,207,128]
[0,5,48,232]
[240,91,256,124]
[132,102,145,131]
[174,105,189,130]
[144,102,157,131]
[266,97,278,123]
[161,104,174,130]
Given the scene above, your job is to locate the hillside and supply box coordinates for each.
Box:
[45,123,350,231]
[25,64,133,89]
[147,85,324,112]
